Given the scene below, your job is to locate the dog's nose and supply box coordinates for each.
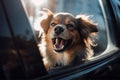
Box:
[54,26,64,35]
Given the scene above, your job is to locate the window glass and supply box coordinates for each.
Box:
[0,0,46,78]
[0,2,26,79]
[21,0,107,70]
[1,0,47,78]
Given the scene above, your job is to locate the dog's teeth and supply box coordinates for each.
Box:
[56,38,59,45]
[53,37,67,51]
[60,40,64,48]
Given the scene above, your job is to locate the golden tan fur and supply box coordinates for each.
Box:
[38,9,98,70]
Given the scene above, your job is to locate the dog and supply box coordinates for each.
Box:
[38,9,98,70]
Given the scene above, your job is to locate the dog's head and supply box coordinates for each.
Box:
[39,9,98,53]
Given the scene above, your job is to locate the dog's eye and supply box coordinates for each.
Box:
[66,24,74,28]
[50,23,57,27]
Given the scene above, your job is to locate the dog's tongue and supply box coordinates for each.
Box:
[55,38,64,49]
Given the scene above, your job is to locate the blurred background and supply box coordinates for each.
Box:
[21,0,107,55]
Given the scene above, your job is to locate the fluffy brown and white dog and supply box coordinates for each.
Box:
[38,9,98,70]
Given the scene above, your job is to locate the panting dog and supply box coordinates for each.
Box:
[38,9,98,70]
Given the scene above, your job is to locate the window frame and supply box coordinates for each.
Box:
[109,0,120,47]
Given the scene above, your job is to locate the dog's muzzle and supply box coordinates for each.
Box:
[51,25,72,52]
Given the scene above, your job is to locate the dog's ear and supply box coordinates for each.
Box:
[76,15,98,46]
[76,15,98,37]
[39,8,53,34]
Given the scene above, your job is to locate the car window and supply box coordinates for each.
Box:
[21,0,107,72]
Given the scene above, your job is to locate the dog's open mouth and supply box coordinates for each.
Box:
[52,37,72,52]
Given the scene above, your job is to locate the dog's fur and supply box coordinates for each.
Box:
[38,9,98,70]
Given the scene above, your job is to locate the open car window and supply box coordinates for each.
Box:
[20,0,119,79]
[21,1,107,57]
[21,0,107,54]
[21,0,106,69]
